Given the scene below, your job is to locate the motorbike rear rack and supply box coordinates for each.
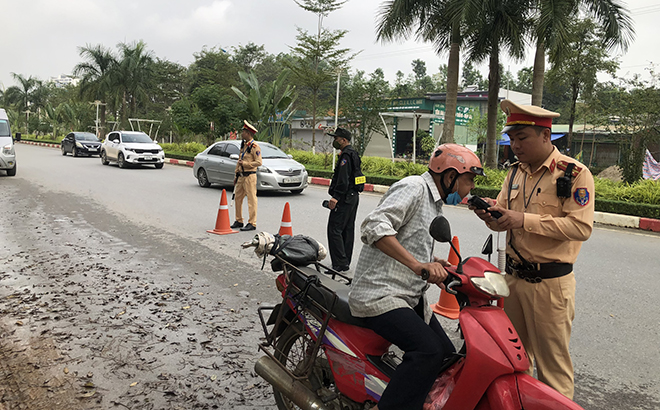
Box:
[257,257,341,382]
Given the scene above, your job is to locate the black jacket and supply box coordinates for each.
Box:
[329,144,362,200]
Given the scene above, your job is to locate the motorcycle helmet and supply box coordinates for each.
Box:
[428,144,485,203]
[428,144,485,176]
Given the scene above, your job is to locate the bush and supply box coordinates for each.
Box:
[160,142,206,155]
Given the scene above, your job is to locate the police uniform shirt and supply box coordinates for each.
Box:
[235,140,262,173]
[329,145,361,200]
[495,146,595,265]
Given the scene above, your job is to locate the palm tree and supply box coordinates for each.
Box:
[530,0,634,106]
[462,0,530,168]
[376,0,463,144]
[112,41,155,128]
[73,44,117,137]
[4,73,39,133]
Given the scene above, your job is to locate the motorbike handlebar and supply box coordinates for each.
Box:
[421,268,461,295]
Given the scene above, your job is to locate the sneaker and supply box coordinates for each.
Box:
[230,221,244,229]
[240,223,256,231]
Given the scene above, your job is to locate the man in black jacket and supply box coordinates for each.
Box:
[326,127,362,272]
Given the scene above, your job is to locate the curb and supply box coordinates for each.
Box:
[17,140,660,232]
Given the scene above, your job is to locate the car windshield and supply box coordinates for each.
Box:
[77,134,99,142]
[122,133,153,143]
[0,120,9,137]
[260,144,289,159]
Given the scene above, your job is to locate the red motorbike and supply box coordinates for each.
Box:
[246,216,584,410]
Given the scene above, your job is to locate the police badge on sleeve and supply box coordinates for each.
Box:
[574,188,590,206]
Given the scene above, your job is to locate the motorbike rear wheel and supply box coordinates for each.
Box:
[273,322,345,410]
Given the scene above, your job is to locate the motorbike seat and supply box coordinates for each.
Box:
[290,266,369,328]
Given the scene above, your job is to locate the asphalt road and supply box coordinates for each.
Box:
[4,143,660,409]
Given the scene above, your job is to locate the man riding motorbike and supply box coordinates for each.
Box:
[348,144,485,410]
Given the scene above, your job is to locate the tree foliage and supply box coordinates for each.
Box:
[339,68,391,156]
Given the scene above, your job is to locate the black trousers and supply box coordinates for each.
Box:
[364,302,456,410]
[326,191,359,270]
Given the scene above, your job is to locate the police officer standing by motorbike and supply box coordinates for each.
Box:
[231,120,262,231]
[326,127,363,272]
[471,100,595,399]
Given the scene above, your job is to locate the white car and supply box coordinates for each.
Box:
[0,108,16,176]
[100,131,165,169]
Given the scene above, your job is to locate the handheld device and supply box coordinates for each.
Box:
[467,196,503,219]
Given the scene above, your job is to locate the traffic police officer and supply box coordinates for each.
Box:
[472,100,595,399]
[231,120,262,231]
[326,127,363,272]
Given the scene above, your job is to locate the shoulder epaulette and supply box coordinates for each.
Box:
[556,160,582,177]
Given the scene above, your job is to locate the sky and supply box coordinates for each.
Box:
[1,0,658,91]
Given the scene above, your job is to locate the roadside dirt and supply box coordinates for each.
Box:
[0,185,277,409]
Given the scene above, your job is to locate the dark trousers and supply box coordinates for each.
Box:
[365,302,456,410]
[326,192,359,269]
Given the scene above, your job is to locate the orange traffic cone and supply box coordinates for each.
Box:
[207,189,238,235]
[431,236,461,319]
[279,202,293,236]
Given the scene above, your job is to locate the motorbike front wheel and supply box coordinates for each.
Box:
[273,322,345,410]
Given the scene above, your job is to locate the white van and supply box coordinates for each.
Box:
[0,109,16,176]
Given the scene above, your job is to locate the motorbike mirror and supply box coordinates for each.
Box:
[429,216,452,243]
[481,234,493,256]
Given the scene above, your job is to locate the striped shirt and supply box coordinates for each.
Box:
[348,171,443,321]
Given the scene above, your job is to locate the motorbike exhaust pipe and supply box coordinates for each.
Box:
[255,355,330,410]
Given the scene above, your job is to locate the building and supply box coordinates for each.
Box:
[364,88,531,160]
[48,75,79,88]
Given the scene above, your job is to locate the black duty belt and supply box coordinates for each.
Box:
[239,171,256,177]
[505,255,573,283]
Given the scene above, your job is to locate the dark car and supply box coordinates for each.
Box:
[61,132,102,157]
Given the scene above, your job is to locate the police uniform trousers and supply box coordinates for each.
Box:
[326,191,359,270]
[504,272,576,399]
[234,174,258,226]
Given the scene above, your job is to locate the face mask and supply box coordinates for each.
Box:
[445,191,462,205]
[332,140,341,150]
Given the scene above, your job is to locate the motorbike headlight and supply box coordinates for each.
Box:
[75,141,84,148]
[258,166,271,173]
[471,271,510,298]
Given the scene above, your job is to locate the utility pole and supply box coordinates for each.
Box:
[89,100,105,139]
[332,68,342,171]
[23,109,33,135]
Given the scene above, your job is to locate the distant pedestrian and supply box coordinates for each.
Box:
[231,120,261,231]
[326,127,363,272]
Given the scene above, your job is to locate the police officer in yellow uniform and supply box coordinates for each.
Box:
[471,100,595,399]
[231,120,262,231]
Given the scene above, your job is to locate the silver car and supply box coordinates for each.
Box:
[193,140,308,194]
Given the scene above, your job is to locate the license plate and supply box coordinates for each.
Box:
[144,156,152,160]
[88,148,97,151]
[283,177,302,183]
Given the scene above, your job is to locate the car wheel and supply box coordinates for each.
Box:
[117,153,127,168]
[155,163,164,169]
[197,168,211,187]
[6,165,16,177]
[61,145,67,156]
[290,189,304,195]
[101,151,109,165]
[72,147,78,157]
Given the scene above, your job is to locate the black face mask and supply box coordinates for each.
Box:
[333,140,341,150]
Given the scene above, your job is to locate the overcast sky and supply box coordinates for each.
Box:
[1,0,658,90]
